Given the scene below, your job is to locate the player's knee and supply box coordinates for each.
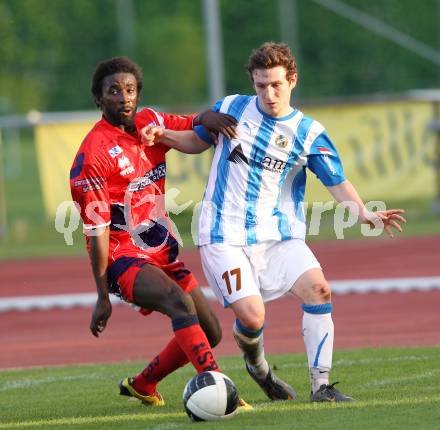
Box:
[311,282,331,302]
[237,313,265,332]
[232,298,265,332]
[166,288,196,317]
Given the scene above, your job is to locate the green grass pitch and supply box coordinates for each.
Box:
[1,346,439,429]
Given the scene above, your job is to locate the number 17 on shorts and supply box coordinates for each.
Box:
[200,243,260,307]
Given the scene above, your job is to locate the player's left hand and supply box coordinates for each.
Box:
[90,296,112,337]
[140,124,165,146]
[196,110,238,139]
[363,209,406,238]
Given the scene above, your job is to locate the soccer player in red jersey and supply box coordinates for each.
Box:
[70,57,240,406]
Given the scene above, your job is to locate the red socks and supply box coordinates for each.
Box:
[172,315,220,373]
[132,315,219,395]
[132,337,188,395]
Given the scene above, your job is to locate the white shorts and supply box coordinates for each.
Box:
[200,239,321,306]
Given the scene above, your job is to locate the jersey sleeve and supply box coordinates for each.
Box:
[136,108,195,131]
[192,97,227,144]
[135,108,195,153]
[159,111,196,131]
[307,131,346,186]
[212,99,224,113]
[70,148,111,230]
[194,125,215,145]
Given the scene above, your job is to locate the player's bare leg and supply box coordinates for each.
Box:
[189,285,222,348]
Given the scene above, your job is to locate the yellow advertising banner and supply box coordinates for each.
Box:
[304,100,436,202]
[35,122,95,219]
[35,100,437,219]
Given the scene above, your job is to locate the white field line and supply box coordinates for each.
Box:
[361,369,440,388]
[1,276,440,313]
[0,373,107,392]
[0,412,184,429]
[272,354,438,371]
[1,354,436,390]
[1,396,440,429]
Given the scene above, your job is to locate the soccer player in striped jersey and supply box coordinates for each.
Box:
[141,42,406,402]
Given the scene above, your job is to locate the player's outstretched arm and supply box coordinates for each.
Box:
[141,125,211,154]
[89,226,112,337]
[327,180,406,238]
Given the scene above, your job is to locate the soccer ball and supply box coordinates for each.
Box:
[183,371,239,421]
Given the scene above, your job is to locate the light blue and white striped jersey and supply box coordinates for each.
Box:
[195,94,345,246]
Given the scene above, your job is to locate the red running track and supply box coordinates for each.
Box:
[1,291,439,369]
[0,236,439,369]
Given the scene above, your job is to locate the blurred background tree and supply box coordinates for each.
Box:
[0,0,438,114]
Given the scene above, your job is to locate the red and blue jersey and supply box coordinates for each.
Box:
[70,108,194,269]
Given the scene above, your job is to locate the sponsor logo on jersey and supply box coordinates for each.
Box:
[108,145,123,158]
[117,155,135,176]
[275,135,288,148]
[228,144,287,173]
[242,121,258,137]
[228,144,249,165]
[120,166,135,176]
[117,155,131,169]
[128,162,166,192]
[74,176,105,192]
[261,157,287,173]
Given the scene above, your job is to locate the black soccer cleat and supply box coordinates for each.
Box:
[245,363,297,401]
[310,382,354,402]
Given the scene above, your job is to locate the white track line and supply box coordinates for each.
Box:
[329,276,440,294]
[1,277,439,313]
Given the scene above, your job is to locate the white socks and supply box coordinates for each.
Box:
[233,305,335,393]
[302,304,334,393]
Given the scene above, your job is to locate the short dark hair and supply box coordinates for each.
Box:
[91,56,143,99]
[246,42,297,82]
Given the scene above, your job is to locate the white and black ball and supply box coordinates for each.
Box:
[183,371,239,421]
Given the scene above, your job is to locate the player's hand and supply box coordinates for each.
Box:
[362,209,406,238]
[140,124,165,146]
[90,296,112,337]
[196,110,238,139]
